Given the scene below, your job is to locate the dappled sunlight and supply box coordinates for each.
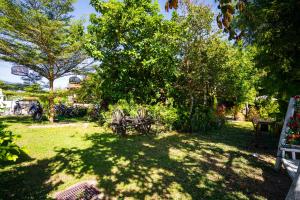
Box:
[167,182,192,200]
[44,124,289,199]
[0,120,290,199]
[168,147,187,161]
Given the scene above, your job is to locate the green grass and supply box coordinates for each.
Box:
[0,117,290,200]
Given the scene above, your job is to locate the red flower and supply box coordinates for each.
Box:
[294,95,300,99]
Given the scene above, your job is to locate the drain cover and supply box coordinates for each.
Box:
[56,182,100,200]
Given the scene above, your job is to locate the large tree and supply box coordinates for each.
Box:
[173,3,258,131]
[216,0,300,95]
[0,0,88,122]
[168,0,300,111]
[85,0,181,104]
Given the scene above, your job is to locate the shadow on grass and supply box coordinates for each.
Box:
[0,118,34,167]
[0,122,290,199]
[201,122,280,155]
[50,123,289,199]
[0,150,34,168]
[0,159,63,200]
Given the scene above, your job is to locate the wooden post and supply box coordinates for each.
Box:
[275,98,295,171]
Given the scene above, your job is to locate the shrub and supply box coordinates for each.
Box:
[148,102,178,130]
[103,99,179,130]
[73,106,88,117]
[247,106,260,121]
[233,105,245,121]
[88,105,105,125]
[175,105,225,133]
[0,122,23,162]
[255,97,280,120]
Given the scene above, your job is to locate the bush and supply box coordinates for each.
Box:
[0,122,23,162]
[72,106,88,117]
[255,97,280,120]
[88,105,105,125]
[102,99,179,130]
[55,104,88,120]
[148,102,178,130]
[175,105,225,133]
[233,105,245,121]
[247,106,260,121]
[101,99,226,133]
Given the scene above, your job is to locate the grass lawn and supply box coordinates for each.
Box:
[0,117,291,200]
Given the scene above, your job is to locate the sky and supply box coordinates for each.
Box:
[0,0,217,89]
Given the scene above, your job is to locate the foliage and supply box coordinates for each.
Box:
[255,97,280,120]
[81,1,260,132]
[215,0,300,106]
[215,0,246,40]
[99,99,178,130]
[0,81,27,91]
[0,0,89,122]
[247,106,260,122]
[148,101,178,130]
[87,105,105,125]
[24,84,43,93]
[55,105,88,120]
[175,104,225,133]
[220,45,258,105]
[0,122,22,161]
[107,99,139,118]
[75,72,104,104]
[171,3,257,132]
[3,90,47,97]
[86,0,181,104]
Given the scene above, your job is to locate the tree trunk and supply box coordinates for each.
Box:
[49,79,55,123]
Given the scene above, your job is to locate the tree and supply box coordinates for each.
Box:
[0,81,27,91]
[167,0,300,108]
[0,0,88,122]
[24,83,43,93]
[219,45,258,106]
[85,0,181,104]
[215,0,300,108]
[172,3,258,131]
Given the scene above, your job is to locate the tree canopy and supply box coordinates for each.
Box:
[215,0,300,102]
[85,0,181,104]
[170,3,257,131]
[165,0,300,109]
[0,0,88,122]
[81,1,258,131]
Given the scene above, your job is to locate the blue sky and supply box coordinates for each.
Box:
[0,0,217,88]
